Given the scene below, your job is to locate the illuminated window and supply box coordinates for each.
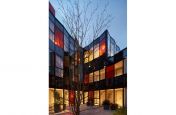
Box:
[94,91,99,105]
[55,27,64,48]
[100,39,106,56]
[124,58,127,74]
[106,65,114,78]
[64,90,69,106]
[84,92,88,104]
[100,68,105,80]
[94,70,99,82]
[100,90,105,105]
[89,47,93,62]
[84,51,89,63]
[94,43,99,59]
[114,61,123,77]
[106,89,114,103]
[89,72,93,83]
[115,88,123,107]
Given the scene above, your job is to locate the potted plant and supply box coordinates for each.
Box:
[110,103,118,110]
[102,100,110,110]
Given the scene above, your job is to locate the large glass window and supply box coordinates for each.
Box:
[89,47,93,62]
[64,90,69,106]
[115,88,123,107]
[124,58,127,74]
[55,27,64,48]
[94,91,99,105]
[56,89,63,110]
[84,92,88,104]
[94,43,99,59]
[100,68,105,80]
[49,30,54,42]
[49,20,54,32]
[84,51,89,63]
[99,39,106,56]
[106,89,114,103]
[94,70,99,82]
[56,55,63,69]
[64,34,69,52]
[114,61,123,76]
[106,65,114,78]
[100,90,105,105]
[49,88,54,112]
[89,72,93,83]
[55,68,63,77]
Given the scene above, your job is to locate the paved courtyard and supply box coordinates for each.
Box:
[54,104,114,115]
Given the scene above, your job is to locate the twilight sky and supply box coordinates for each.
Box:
[50,0,127,50]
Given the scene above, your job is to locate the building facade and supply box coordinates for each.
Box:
[49,3,127,113]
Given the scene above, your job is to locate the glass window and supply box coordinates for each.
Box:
[94,70,99,82]
[56,55,63,69]
[64,34,69,52]
[100,68,105,80]
[49,30,54,42]
[55,27,64,48]
[94,91,99,105]
[100,90,105,105]
[64,90,69,106]
[84,92,88,104]
[49,20,54,32]
[115,88,123,107]
[89,72,93,83]
[124,59,127,74]
[56,89,63,110]
[55,68,63,77]
[114,61,123,76]
[106,89,114,103]
[84,51,89,63]
[94,43,99,59]
[89,47,93,62]
[49,88,54,112]
[106,65,114,78]
[99,39,106,56]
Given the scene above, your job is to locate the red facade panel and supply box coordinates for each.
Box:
[106,64,115,78]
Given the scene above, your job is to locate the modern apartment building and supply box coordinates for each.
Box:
[49,3,127,113]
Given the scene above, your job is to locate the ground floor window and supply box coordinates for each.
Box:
[64,90,69,106]
[94,91,99,105]
[115,88,123,107]
[84,92,88,104]
[100,90,105,105]
[106,89,114,104]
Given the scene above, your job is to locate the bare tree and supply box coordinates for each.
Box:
[55,0,113,115]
